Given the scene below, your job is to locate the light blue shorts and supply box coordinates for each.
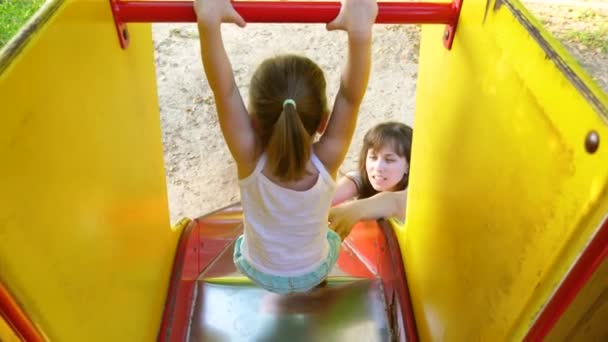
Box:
[233,230,341,294]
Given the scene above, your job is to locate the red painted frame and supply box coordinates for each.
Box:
[157,220,198,342]
[108,1,463,49]
[157,205,243,342]
[342,220,419,341]
[379,220,419,341]
[442,0,463,49]
[524,216,608,341]
[0,283,45,342]
[110,0,130,50]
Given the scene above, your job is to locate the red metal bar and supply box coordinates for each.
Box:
[523,216,608,341]
[115,1,457,25]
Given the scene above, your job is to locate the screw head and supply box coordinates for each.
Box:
[122,27,129,41]
[585,130,600,154]
[444,30,450,41]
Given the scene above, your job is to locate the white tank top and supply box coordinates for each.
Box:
[238,152,336,276]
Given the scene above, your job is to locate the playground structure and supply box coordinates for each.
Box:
[1,0,607,341]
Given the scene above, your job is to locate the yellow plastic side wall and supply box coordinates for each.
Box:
[0,0,178,340]
[403,0,608,340]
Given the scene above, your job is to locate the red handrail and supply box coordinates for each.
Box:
[113,1,458,25]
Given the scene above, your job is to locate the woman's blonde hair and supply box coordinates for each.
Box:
[249,55,328,182]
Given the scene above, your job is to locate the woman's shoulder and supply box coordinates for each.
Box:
[343,170,362,189]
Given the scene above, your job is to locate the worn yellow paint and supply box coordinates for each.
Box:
[172,217,192,233]
[0,0,179,340]
[389,217,407,247]
[204,277,255,284]
[404,0,608,340]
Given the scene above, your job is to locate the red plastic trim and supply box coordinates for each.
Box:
[109,0,130,49]
[340,220,419,341]
[0,283,45,342]
[157,219,199,342]
[158,204,243,341]
[379,220,419,341]
[442,0,463,49]
[524,216,608,341]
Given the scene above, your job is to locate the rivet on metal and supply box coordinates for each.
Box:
[585,130,599,153]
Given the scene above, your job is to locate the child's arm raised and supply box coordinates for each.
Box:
[195,0,257,175]
[315,0,378,177]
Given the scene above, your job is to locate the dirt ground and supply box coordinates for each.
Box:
[152,2,607,225]
[523,0,608,90]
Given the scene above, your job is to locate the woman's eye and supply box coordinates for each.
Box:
[368,155,378,160]
[386,159,395,163]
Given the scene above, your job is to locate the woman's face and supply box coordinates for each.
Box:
[365,144,409,192]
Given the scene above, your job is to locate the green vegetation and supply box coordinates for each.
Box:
[564,23,608,53]
[0,0,46,48]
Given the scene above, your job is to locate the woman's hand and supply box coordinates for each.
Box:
[329,201,363,240]
[329,190,408,240]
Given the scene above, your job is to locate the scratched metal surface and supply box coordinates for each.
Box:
[189,279,391,342]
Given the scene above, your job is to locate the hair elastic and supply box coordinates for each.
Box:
[282,99,296,110]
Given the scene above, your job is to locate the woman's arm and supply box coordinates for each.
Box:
[329,190,407,239]
[332,176,359,206]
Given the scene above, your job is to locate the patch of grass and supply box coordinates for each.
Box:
[563,23,608,53]
[0,0,46,48]
[531,5,608,54]
[575,8,597,21]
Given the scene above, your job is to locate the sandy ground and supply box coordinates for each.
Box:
[523,0,608,90]
[153,24,420,223]
[152,3,607,225]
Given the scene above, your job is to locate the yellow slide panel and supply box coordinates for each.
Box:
[0,0,178,340]
[405,0,608,340]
